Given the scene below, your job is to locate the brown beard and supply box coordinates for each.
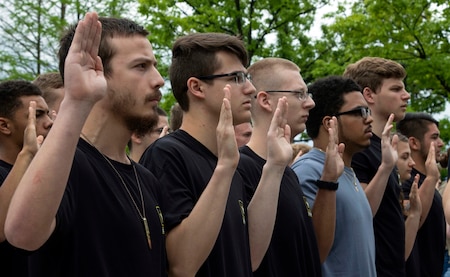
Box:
[109,88,160,136]
[125,110,159,137]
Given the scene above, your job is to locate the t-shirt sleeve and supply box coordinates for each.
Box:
[291,157,322,208]
[140,141,196,233]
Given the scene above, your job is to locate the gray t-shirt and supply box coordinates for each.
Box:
[292,148,376,277]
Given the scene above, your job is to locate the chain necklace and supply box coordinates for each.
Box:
[81,133,152,249]
[343,167,359,192]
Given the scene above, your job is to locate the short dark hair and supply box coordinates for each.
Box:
[58,17,149,81]
[169,33,248,111]
[306,76,361,139]
[396,112,439,141]
[343,57,406,93]
[0,80,42,118]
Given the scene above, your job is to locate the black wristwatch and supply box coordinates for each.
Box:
[315,180,339,191]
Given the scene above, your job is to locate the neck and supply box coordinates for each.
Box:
[181,110,220,156]
[247,120,272,160]
[370,111,390,137]
[313,136,353,167]
[82,109,132,163]
[0,141,21,165]
[411,152,426,174]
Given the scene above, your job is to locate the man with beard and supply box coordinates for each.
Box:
[0,80,53,277]
[5,12,167,277]
[397,112,443,277]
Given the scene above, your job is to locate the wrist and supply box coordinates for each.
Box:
[315,180,339,191]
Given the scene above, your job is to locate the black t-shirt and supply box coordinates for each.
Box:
[28,139,166,277]
[140,130,253,277]
[0,160,29,277]
[402,168,446,277]
[352,135,406,277]
[237,146,321,277]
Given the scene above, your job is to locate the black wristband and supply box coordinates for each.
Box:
[315,180,339,191]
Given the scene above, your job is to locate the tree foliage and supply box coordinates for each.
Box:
[1,0,450,134]
[138,0,328,66]
[0,0,142,81]
[314,0,450,115]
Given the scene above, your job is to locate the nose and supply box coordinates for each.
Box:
[409,157,416,167]
[365,114,374,124]
[402,90,411,101]
[151,67,165,89]
[437,138,445,148]
[44,114,54,129]
[244,79,256,95]
[303,96,315,109]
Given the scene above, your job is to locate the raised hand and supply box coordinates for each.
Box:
[381,113,398,169]
[266,97,292,167]
[321,116,345,182]
[425,142,440,181]
[22,101,43,157]
[64,12,107,105]
[216,84,239,169]
[407,174,422,217]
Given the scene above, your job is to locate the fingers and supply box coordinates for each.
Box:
[427,141,436,161]
[220,84,232,119]
[28,101,37,128]
[382,113,395,137]
[327,117,338,148]
[23,101,39,154]
[268,97,287,134]
[391,133,398,151]
[159,126,170,138]
[36,135,44,148]
[410,174,420,197]
[268,97,291,142]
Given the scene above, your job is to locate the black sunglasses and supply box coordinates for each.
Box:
[334,107,371,119]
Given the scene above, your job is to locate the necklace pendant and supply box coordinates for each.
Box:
[143,217,152,249]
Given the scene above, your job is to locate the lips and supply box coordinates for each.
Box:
[146,90,162,102]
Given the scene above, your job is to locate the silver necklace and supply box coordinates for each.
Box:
[343,167,359,192]
[81,133,152,249]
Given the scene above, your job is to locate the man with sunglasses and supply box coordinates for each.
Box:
[140,33,292,277]
[344,57,420,276]
[239,57,330,276]
[293,75,381,276]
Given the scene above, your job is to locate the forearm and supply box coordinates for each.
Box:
[247,163,285,271]
[5,100,92,250]
[166,164,235,277]
[417,176,438,227]
[0,151,34,242]
[311,189,336,263]
[443,181,450,223]
[364,164,393,216]
[404,213,420,260]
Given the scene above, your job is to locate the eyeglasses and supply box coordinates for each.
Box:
[196,71,251,85]
[265,90,311,101]
[334,107,371,119]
